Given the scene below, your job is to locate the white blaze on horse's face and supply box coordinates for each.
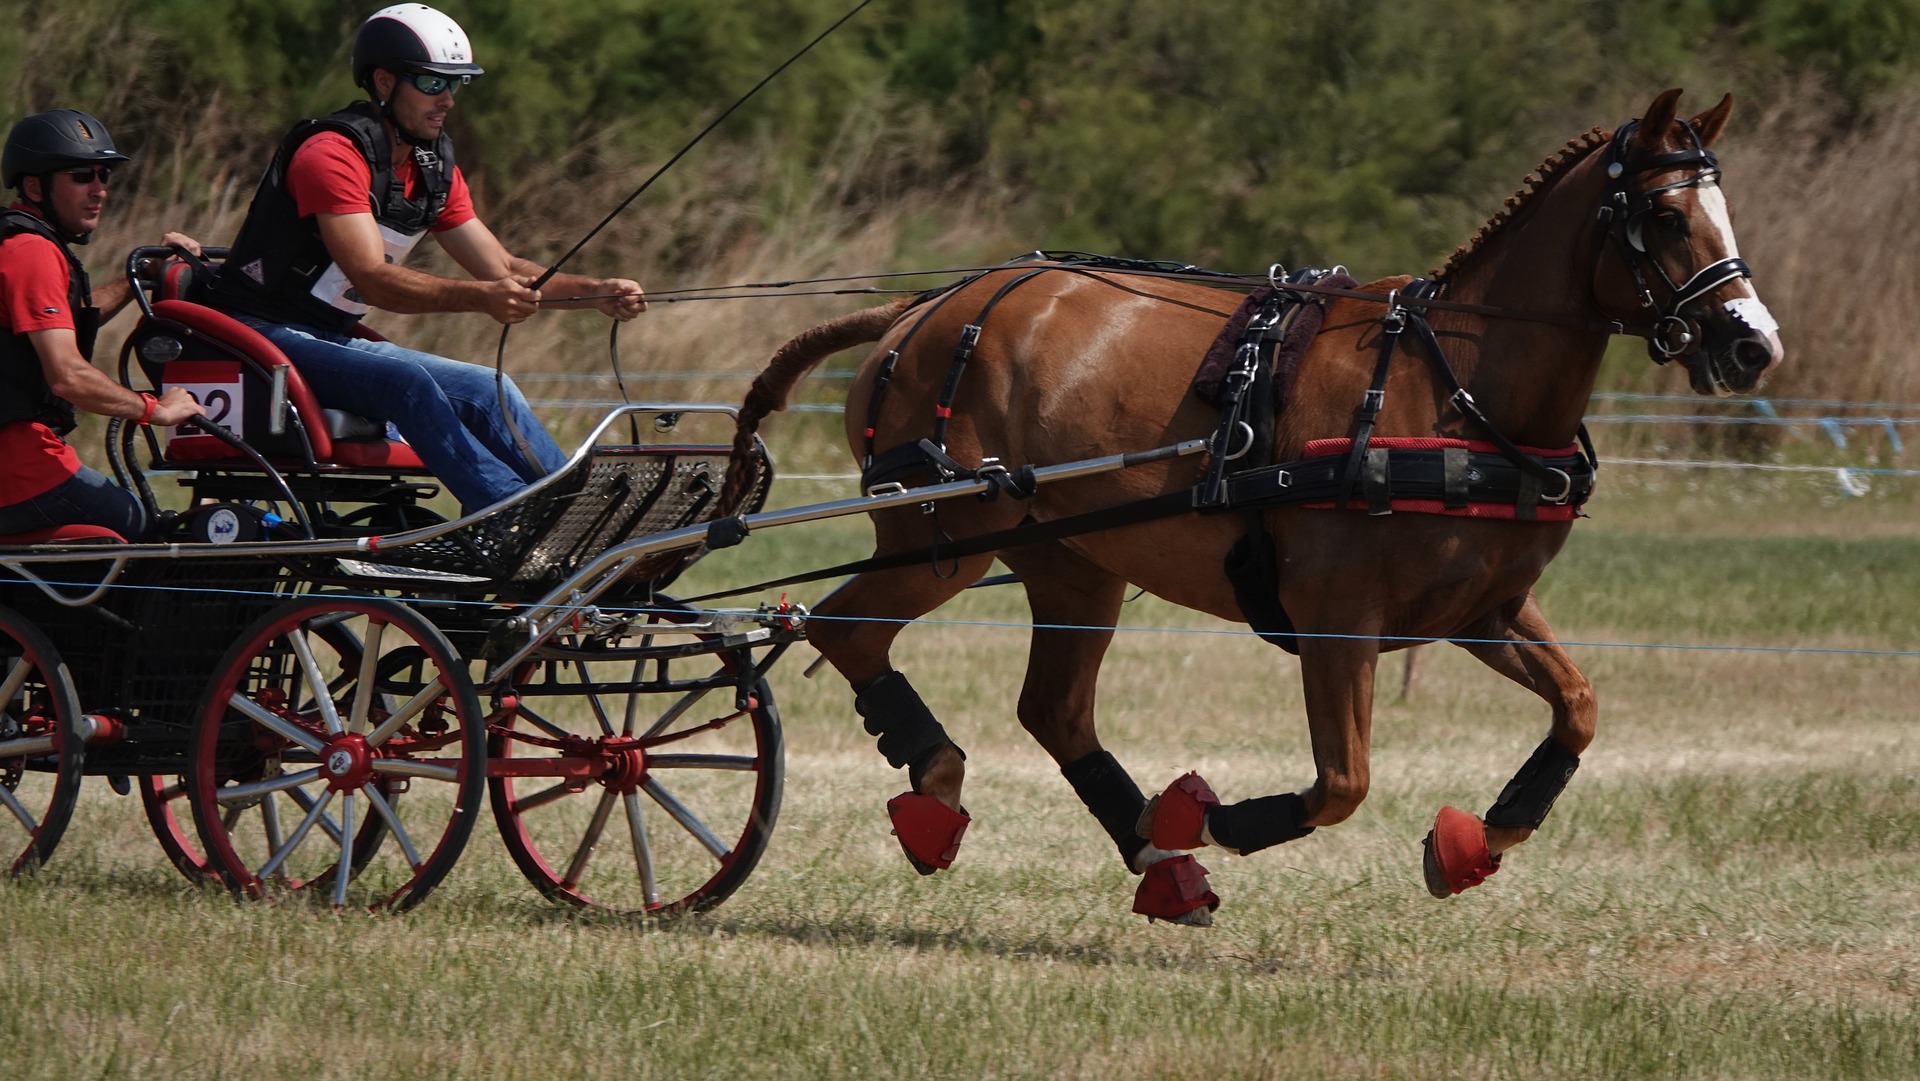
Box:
[1695,183,1785,367]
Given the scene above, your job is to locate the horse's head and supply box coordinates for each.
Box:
[1594,89,1785,395]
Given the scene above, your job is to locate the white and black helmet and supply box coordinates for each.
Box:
[351,4,483,93]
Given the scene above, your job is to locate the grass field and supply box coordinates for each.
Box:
[5,471,1920,1079]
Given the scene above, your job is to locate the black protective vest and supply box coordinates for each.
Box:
[0,208,94,434]
[209,101,455,333]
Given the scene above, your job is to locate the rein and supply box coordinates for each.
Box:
[493,0,877,475]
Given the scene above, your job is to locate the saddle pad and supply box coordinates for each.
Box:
[1191,271,1358,407]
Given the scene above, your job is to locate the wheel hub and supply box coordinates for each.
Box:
[602,742,647,793]
[319,732,375,791]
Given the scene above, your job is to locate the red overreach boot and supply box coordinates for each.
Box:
[1132,853,1221,925]
[1422,805,1501,898]
[887,792,970,875]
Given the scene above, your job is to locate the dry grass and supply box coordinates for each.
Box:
[6,511,1920,1079]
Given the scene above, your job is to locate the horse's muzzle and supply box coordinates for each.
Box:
[1689,318,1784,396]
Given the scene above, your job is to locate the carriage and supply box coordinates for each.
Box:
[0,241,819,914]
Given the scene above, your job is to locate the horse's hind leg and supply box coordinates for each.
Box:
[998,540,1220,925]
[808,504,1019,872]
[1427,590,1595,897]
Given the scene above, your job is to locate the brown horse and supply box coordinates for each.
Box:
[722,89,1783,923]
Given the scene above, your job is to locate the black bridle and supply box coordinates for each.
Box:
[1592,118,1753,363]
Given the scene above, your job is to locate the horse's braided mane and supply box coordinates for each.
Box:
[1430,127,1612,282]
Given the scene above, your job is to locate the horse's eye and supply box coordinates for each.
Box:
[1649,209,1690,234]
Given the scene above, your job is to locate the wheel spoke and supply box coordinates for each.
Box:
[332,792,356,907]
[0,782,38,833]
[576,660,617,737]
[260,792,285,852]
[623,791,658,906]
[364,786,421,869]
[227,693,326,754]
[563,788,620,887]
[514,704,572,741]
[513,780,582,814]
[0,658,32,706]
[642,777,730,860]
[257,787,334,880]
[215,768,323,806]
[366,681,444,748]
[620,660,646,737]
[639,681,717,740]
[288,783,348,845]
[348,620,387,735]
[287,629,344,736]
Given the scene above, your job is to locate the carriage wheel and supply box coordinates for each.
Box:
[489,611,784,916]
[0,606,84,877]
[144,621,380,882]
[187,596,485,911]
[139,774,210,879]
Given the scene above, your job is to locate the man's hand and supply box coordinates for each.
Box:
[149,386,207,427]
[482,275,541,324]
[161,231,203,257]
[594,278,648,321]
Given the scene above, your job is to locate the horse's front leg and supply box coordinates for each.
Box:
[1425,590,1595,897]
[1137,632,1376,865]
[1001,541,1221,926]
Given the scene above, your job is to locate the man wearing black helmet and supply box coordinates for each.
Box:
[209,3,646,515]
[0,109,206,541]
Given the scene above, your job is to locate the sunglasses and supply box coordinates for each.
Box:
[402,71,466,97]
[59,165,113,185]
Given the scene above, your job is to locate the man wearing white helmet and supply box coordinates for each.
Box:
[209,3,646,515]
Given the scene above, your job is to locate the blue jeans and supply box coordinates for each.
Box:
[243,320,568,513]
[0,465,149,540]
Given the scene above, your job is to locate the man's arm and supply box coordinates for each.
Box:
[434,219,646,320]
[29,327,204,426]
[95,231,210,321]
[315,211,541,324]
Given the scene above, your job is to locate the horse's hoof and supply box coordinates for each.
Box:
[1422,805,1501,898]
[1132,853,1221,925]
[1135,771,1220,850]
[887,791,969,875]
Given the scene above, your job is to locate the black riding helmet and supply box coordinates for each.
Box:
[3,109,129,243]
[2,109,128,190]
[352,4,484,96]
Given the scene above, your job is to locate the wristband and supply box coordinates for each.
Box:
[137,393,157,426]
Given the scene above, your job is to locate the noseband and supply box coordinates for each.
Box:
[1594,119,1753,362]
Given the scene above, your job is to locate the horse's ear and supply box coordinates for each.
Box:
[1632,88,1685,151]
[1690,93,1734,146]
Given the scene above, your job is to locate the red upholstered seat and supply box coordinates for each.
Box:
[151,300,425,472]
[0,524,126,546]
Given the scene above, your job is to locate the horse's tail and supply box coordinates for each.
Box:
[718,294,918,516]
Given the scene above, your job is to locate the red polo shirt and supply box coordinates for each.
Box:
[0,203,82,505]
[287,132,477,229]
